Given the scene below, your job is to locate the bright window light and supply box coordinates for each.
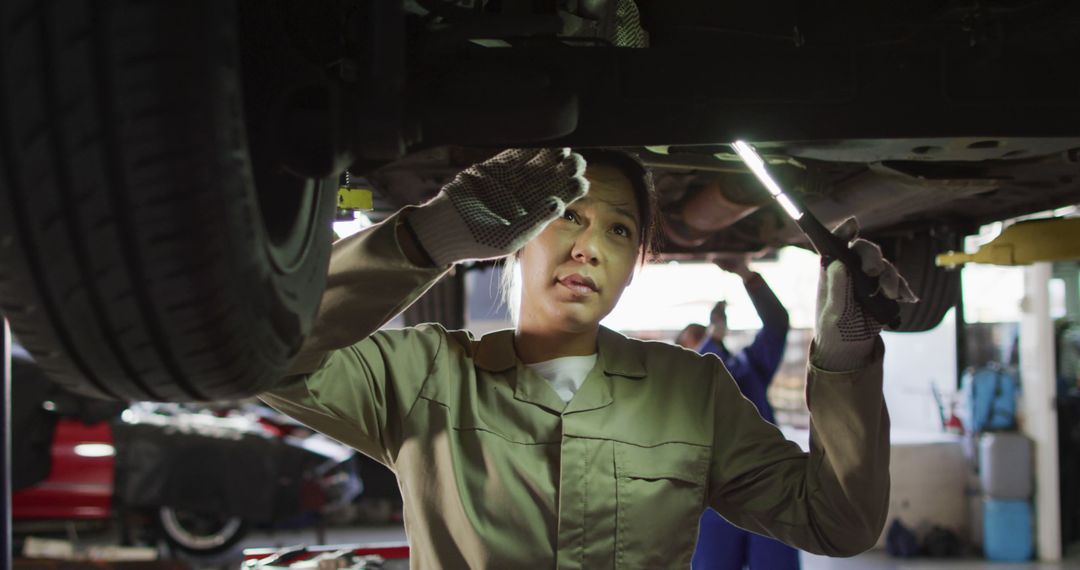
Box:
[961,264,1024,323]
[73,443,115,458]
[333,212,373,240]
[602,247,821,333]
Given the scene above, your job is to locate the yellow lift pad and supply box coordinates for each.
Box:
[936,217,1080,267]
[337,187,373,211]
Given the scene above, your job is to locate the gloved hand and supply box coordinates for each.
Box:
[715,255,753,281]
[812,218,918,371]
[407,148,588,266]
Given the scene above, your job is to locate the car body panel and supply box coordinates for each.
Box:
[11,419,114,520]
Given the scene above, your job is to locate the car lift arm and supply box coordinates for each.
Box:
[937,217,1080,267]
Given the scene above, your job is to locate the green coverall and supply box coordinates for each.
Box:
[260,211,890,569]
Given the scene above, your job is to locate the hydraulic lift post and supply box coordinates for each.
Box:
[2,318,12,569]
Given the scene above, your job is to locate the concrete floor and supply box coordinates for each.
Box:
[230,524,1080,570]
[25,520,1077,569]
[801,550,1080,570]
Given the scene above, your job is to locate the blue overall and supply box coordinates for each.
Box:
[692,274,800,570]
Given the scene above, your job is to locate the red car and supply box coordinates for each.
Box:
[13,417,115,522]
[11,345,360,556]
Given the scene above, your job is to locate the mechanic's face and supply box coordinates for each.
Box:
[517,164,641,334]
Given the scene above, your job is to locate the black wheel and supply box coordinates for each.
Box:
[0,1,336,400]
[883,230,962,333]
[157,506,248,556]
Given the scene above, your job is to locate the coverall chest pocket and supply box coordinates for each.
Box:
[614,441,709,569]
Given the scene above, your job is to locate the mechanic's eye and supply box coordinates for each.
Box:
[612,224,632,238]
[562,209,579,223]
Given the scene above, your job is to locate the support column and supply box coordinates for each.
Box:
[2,318,12,569]
[1052,261,1079,322]
[1020,262,1062,561]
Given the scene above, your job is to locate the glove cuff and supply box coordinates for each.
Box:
[407,194,481,266]
[810,336,877,372]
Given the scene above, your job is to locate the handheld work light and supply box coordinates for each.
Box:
[732,140,901,328]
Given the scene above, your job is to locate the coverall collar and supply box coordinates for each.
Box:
[596,326,647,379]
[473,326,647,379]
[474,326,647,415]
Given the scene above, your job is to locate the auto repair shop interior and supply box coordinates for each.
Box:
[4,2,1080,570]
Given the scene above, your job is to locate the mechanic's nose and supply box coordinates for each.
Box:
[571,228,602,265]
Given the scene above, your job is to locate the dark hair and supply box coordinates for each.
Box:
[675,323,707,346]
[575,148,660,263]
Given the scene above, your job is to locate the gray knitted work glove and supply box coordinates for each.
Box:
[407,148,588,266]
[813,218,918,371]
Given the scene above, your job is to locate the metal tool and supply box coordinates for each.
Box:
[732,141,901,328]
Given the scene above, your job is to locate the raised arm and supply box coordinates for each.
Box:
[287,148,588,375]
[284,211,449,376]
[723,256,791,379]
[744,272,788,335]
[262,149,587,462]
[707,343,890,556]
[707,219,915,556]
[261,212,450,462]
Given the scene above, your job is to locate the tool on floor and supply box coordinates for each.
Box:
[732,140,901,328]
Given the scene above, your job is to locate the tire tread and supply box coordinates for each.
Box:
[890,231,962,333]
[0,0,334,401]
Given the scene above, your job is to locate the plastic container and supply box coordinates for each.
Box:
[979,432,1032,499]
[983,499,1033,561]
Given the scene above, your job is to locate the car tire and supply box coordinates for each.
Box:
[0,1,335,400]
[157,506,248,556]
[884,231,962,333]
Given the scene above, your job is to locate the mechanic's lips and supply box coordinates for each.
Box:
[557,273,599,296]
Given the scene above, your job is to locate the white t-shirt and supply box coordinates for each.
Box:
[525,354,598,403]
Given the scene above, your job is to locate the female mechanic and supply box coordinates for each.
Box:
[261,148,914,569]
